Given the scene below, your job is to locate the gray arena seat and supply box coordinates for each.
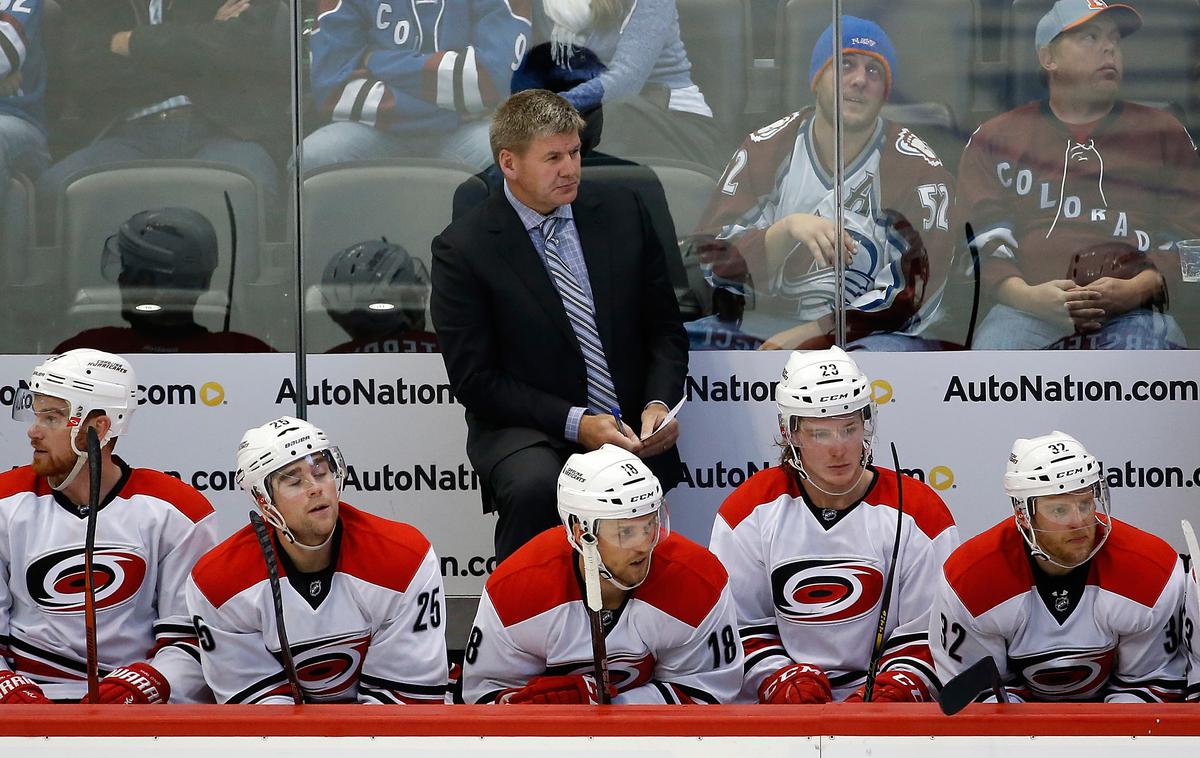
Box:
[300,159,474,352]
[1,175,37,352]
[52,161,265,349]
[640,158,722,314]
[1007,0,1200,114]
[677,0,753,141]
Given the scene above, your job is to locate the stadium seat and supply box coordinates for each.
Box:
[1006,0,1200,116]
[677,0,753,143]
[300,159,474,352]
[51,161,265,349]
[0,175,38,352]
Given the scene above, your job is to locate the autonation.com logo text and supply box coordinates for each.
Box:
[944,375,1198,403]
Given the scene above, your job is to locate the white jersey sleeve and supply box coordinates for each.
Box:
[461,588,548,704]
[1103,557,1188,703]
[357,546,448,704]
[708,509,796,702]
[930,568,1026,703]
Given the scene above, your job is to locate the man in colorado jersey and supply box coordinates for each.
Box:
[691,17,955,351]
[958,0,1200,349]
[186,416,447,704]
[710,346,959,703]
[1,349,217,704]
[462,445,741,705]
[931,432,1187,702]
[303,0,532,172]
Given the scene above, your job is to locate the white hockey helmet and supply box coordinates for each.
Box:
[13,349,139,490]
[557,444,669,590]
[235,416,346,546]
[1004,431,1110,567]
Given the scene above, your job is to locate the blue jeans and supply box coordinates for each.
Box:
[36,111,280,236]
[299,120,493,174]
[973,303,1186,349]
[0,114,49,218]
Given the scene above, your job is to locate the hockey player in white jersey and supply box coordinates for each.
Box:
[710,346,959,703]
[186,417,448,704]
[462,445,742,704]
[1,349,217,704]
[932,432,1187,702]
[1185,536,1199,702]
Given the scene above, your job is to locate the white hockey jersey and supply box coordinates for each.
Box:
[709,465,959,703]
[1185,552,1199,702]
[461,528,743,705]
[186,503,448,704]
[932,518,1187,703]
[0,461,218,702]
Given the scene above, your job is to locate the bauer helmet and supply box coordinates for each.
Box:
[321,239,430,338]
[102,207,218,290]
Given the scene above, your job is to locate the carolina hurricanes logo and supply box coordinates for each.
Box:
[545,652,656,692]
[26,546,148,614]
[285,631,372,702]
[771,557,884,624]
[1010,647,1116,700]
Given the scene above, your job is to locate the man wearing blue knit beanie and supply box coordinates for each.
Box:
[691,16,956,352]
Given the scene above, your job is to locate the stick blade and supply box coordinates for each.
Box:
[938,656,1003,716]
[1183,519,1199,584]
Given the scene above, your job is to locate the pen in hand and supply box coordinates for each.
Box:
[609,406,623,434]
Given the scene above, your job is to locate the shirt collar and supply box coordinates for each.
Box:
[503,180,574,232]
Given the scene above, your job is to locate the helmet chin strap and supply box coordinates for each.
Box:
[1021,517,1109,570]
[597,555,652,592]
[261,503,336,553]
[50,452,89,492]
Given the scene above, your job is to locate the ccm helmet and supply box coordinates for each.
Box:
[102,207,218,290]
[321,239,430,338]
[13,349,139,490]
[235,416,346,548]
[557,444,668,590]
[1004,431,1110,568]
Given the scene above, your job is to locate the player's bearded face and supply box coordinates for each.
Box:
[815,53,886,133]
[269,456,340,546]
[26,396,82,480]
[1031,488,1101,566]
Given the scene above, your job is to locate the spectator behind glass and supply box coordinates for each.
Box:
[958,0,1200,349]
[54,206,275,353]
[37,1,288,239]
[301,0,532,173]
[0,0,49,220]
[322,238,439,354]
[534,0,719,167]
[689,17,955,352]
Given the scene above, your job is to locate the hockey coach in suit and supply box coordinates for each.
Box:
[432,89,688,562]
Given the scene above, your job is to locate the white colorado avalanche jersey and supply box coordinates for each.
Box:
[461,528,743,705]
[0,461,218,702]
[932,519,1187,703]
[710,465,959,702]
[186,503,448,704]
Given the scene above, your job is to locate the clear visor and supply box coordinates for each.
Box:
[593,502,669,551]
[1031,481,1110,529]
[265,448,345,501]
[790,411,874,449]
[12,389,77,429]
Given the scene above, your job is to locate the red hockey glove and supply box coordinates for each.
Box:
[757,663,832,704]
[0,671,52,704]
[498,674,617,704]
[845,671,931,703]
[92,663,171,704]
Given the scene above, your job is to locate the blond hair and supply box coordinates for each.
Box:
[489,89,586,163]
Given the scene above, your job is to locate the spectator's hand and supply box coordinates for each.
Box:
[758,315,833,352]
[1021,279,1103,332]
[757,663,832,704]
[638,404,678,458]
[0,72,21,97]
[215,0,252,21]
[1081,275,1155,321]
[110,31,132,56]
[578,413,642,454]
[844,671,932,703]
[771,213,856,269]
[693,236,748,281]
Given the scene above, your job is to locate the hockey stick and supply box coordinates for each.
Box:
[579,533,612,704]
[82,427,102,704]
[222,191,238,334]
[938,655,1007,715]
[862,441,905,702]
[962,222,982,350]
[1183,520,1199,586]
[248,510,304,705]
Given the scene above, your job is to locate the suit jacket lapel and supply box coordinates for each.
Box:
[486,192,578,347]
[572,187,615,356]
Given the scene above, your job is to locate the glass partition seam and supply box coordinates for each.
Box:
[833,1,847,347]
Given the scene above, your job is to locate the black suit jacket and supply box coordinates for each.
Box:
[431,182,688,500]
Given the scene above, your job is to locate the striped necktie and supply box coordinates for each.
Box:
[540,216,620,413]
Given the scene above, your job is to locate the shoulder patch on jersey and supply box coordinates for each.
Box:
[634,533,729,628]
[487,528,581,627]
[337,503,432,593]
[894,128,943,167]
[870,467,956,540]
[191,526,271,609]
[121,468,215,524]
[1091,519,1178,607]
[751,112,803,143]
[0,466,49,500]
[718,466,800,531]
[943,520,1033,617]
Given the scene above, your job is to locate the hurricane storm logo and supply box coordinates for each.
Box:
[1011,647,1116,700]
[285,631,372,702]
[771,558,883,624]
[26,546,148,614]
